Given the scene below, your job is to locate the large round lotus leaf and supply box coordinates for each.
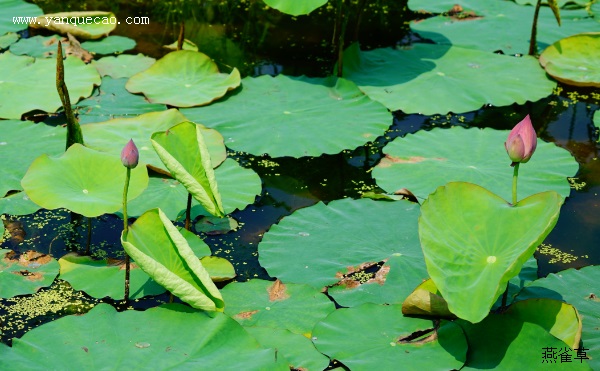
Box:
[328,252,429,307]
[245,326,330,371]
[262,0,327,16]
[29,12,117,40]
[180,75,392,157]
[0,303,288,370]
[81,35,136,55]
[409,0,596,55]
[0,120,65,196]
[540,33,600,87]
[75,76,167,124]
[516,266,600,370]
[221,279,335,336]
[419,182,563,323]
[0,191,41,215]
[313,303,467,370]
[126,50,241,107]
[9,35,62,58]
[126,158,260,220]
[92,54,156,79]
[21,144,149,218]
[0,0,42,34]
[259,198,422,290]
[58,253,166,300]
[458,310,590,370]
[0,52,100,119]
[0,250,59,298]
[373,126,578,201]
[82,109,226,171]
[342,43,555,115]
[0,33,19,49]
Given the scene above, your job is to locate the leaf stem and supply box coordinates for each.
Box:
[56,41,84,149]
[123,167,131,302]
[185,192,192,231]
[512,163,520,206]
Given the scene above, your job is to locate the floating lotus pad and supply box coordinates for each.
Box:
[75,76,167,124]
[92,54,156,79]
[0,52,100,119]
[58,254,165,300]
[221,279,335,336]
[373,126,578,202]
[342,43,555,115]
[262,0,327,16]
[419,182,563,323]
[81,35,136,55]
[0,191,41,216]
[21,144,149,218]
[259,198,422,290]
[0,120,65,196]
[181,75,392,157]
[82,110,226,171]
[540,33,600,88]
[0,303,288,370]
[200,256,236,282]
[122,208,224,311]
[0,33,20,49]
[409,0,596,55]
[126,50,241,107]
[516,265,600,370]
[29,11,117,40]
[0,250,59,298]
[313,303,467,370]
[9,35,62,58]
[0,0,43,34]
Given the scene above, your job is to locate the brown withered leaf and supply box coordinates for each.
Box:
[268,279,290,302]
[235,310,259,320]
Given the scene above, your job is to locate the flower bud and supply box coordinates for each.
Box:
[121,139,139,169]
[505,115,537,166]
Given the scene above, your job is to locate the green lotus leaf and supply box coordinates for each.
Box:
[29,11,117,40]
[491,255,539,310]
[21,144,149,218]
[0,191,41,216]
[245,326,330,371]
[312,303,467,370]
[0,0,43,34]
[221,279,335,336]
[419,182,563,323]
[151,122,225,217]
[82,109,227,172]
[125,158,260,220]
[181,74,392,157]
[458,309,591,370]
[57,253,165,300]
[178,226,212,257]
[540,33,600,88]
[81,35,136,55]
[0,52,100,119]
[200,256,236,282]
[262,0,327,16]
[373,126,578,202]
[401,279,455,318]
[126,50,241,107]
[122,208,224,311]
[195,216,238,235]
[516,265,600,370]
[409,0,596,55]
[75,76,167,124]
[9,35,62,58]
[0,32,20,49]
[0,250,59,298]
[92,54,156,78]
[342,43,555,115]
[0,120,65,197]
[0,303,288,370]
[259,198,422,290]
[0,223,4,240]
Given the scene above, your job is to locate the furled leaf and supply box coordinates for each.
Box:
[151,121,225,217]
[21,144,149,217]
[419,182,563,323]
[548,0,562,26]
[29,11,117,40]
[262,0,327,16]
[122,208,224,311]
[0,250,59,298]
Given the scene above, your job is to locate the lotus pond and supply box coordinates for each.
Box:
[1,0,599,369]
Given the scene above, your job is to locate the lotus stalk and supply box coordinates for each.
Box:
[121,139,139,301]
[56,41,84,150]
[528,0,561,56]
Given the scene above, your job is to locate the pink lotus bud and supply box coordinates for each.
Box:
[121,139,139,169]
[505,115,537,166]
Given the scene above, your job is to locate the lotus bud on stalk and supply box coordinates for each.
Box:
[121,139,139,301]
[504,114,537,167]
